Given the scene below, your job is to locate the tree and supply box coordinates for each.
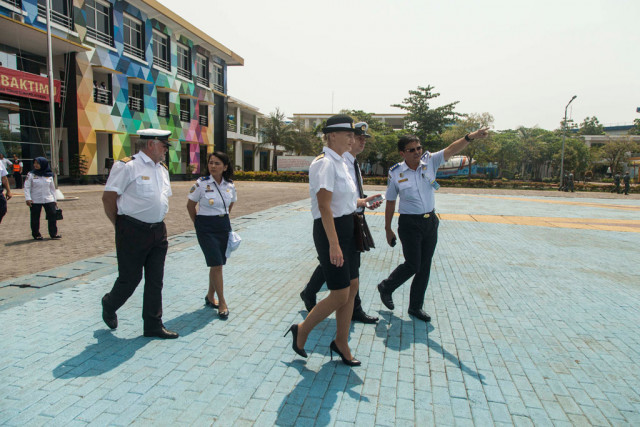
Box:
[595,137,639,175]
[441,112,494,180]
[257,108,296,172]
[488,130,522,179]
[391,85,462,151]
[578,116,605,135]
[289,118,323,155]
[342,109,400,174]
[628,118,640,135]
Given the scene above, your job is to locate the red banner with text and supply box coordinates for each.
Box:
[0,66,61,103]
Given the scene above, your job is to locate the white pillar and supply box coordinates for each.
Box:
[235,140,242,170]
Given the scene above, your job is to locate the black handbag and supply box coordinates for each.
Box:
[48,207,63,220]
[353,213,375,252]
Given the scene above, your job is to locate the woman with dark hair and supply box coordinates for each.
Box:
[24,157,61,240]
[187,152,236,319]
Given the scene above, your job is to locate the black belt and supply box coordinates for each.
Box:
[119,215,164,228]
[401,210,436,219]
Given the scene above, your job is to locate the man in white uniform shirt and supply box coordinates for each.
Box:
[378,129,489,322]
[101,129,178,339]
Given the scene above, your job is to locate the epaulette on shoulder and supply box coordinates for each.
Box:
[421,151,430,160]
[197,176,208,182]
[314,153,325,161]
[389,163,400,172]
[160,162,168,170]
[119,156,135,163]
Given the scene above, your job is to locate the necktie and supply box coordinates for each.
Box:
[354,159,364,198]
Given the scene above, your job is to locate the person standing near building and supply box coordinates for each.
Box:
[377,129,489,322]
[24,157,60,240]
[0,153,12,170]
[12,154,23,189]
[100,129,178,339]
[0,159,12,224]
[613,173,621,194]
[623,172,631,195]
[300,122,381,324]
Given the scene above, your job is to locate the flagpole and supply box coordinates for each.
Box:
[44,0,64,199]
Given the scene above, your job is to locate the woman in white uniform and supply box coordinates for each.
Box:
[187,152,236,319]
[286,115,380,366]
[24,157,60,240]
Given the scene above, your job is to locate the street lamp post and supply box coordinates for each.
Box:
[560,95,577,187]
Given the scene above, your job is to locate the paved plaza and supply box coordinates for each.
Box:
[1,191,639,426]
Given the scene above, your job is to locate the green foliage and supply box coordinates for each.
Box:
[391,85,462,151]
[628,118,640,135]
[258,108,296,171]
[578,116,605,135]
[289,119,323,155]
[69,154,88,179]
[594,137,640,174]
[442,113,494,179]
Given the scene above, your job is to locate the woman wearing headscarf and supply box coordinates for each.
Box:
[285,115,381,366]
[187,152,237,319]
[24,157,60,240]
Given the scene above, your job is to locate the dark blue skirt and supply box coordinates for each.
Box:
[195,215,231,267]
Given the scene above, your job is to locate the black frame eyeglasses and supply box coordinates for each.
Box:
[404,146,423,153]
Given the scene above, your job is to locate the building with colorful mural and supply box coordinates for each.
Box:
[0,0,243,179]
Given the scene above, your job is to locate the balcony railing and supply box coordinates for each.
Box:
[177,67,191,80]
[227,122,237,132]
[128,96,143,112]
[212,82,223,92]
[5,0,21,8]
[196,75,209,87]
[199,115,208,127]
[37,4,73,30]
[241,127,256,136]
[87,27,113,46]
[93,87,111,105]
[153,56,170,71]
[157,104,169,117]
[180,110,190,122]
[124,43,145,61]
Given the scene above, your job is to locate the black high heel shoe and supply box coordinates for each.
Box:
[284,324,307,358]
[204,296,218,309]
[330,341,361,366]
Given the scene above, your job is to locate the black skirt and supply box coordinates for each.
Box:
[313,213,359,290]
[195,215,231,267]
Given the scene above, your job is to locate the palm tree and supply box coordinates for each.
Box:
[258,108,296,172]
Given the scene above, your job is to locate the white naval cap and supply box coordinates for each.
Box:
[137,128,172,141]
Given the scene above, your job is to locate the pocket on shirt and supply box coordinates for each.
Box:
[135,177,154,197]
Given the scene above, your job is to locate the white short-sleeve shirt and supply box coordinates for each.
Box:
[309,147,357,220]
[24,172,56,203]
[385,149,445,214]
[0,161,7,178]
[187,175,237,216]
[104,150,172,223]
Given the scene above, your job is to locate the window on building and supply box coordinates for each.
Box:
[195,54,208,87]
[93,73,112,105]
[128,83,144,112]
[3,0,21,10]
[176,43,191,80]
[84,0,113,46]
[123,14,144,61]
[152,31,170,71]
[37,0,73,30]
[180,98,190,122]
[212,63,223,92]
[199,104,208,127]
[157,92,169,118]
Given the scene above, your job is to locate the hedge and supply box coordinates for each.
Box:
[232,171,637,193]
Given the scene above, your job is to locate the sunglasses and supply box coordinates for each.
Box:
[404,146,423,153]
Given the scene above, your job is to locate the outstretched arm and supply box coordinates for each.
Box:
[443,128,490,161]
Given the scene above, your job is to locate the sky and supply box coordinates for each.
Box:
[158,0,639,131]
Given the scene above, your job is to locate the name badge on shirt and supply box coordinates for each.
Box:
[431,180,440,190]
[141,176,150,180]
[398,178,408,183]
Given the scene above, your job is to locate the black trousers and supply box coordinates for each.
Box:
[13,171,22,189]
[301,261,364,313]
[0,193,6,224]
[103,216,168,331]
[30,202,57,238]
[378,213,439,310]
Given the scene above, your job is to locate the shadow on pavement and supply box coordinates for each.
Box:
[4,239,38,247]
[376,312,485,385]
[53,330,149,378]
[276,360,367,426]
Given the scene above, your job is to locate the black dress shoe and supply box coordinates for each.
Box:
[143,327,179,339]
[284,324,307,358]
[101,295,117,330]
[377,284,394,310]
[204,296,218,309]
[299,291,316,312]
[329,340,361,366]
[352,310,378,324]
[34,235,44,241]
[408,308,431,322]
[51,235,62,240]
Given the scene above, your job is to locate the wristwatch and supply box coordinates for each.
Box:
[464,133,474,142]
